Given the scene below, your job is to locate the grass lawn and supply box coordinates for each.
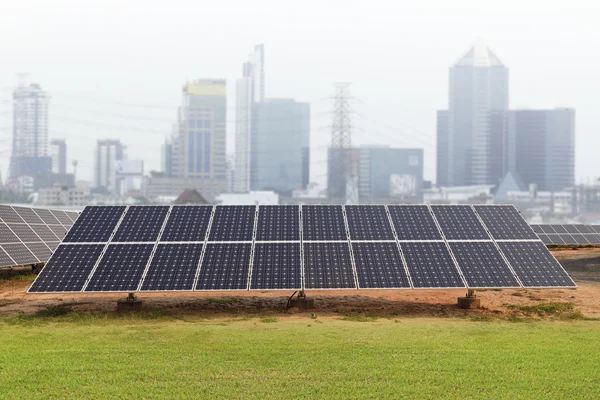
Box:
[0,314,599,399]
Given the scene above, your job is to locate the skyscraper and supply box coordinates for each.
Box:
[250,99,309,195]
[506,108,575,191]
[234,44,265,193]
[437,43,509,187]
[50,139,67,175]
[9,82,52,178]
[94,139,126,193]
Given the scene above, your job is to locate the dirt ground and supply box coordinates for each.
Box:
[1,247,599,319]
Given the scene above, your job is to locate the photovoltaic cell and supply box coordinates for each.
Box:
[32,208,62,225]
[85,244,154,292]
[498,242,576,287]
[6,224,41,242]
[0,223,19,244]
[301,205,347,241]
[559,234,576,244]
[208,206,256,242]
[49,210,75,226]
[28,245,105,292]
[351,242,410,288]
[537,234,552,245]
[345,205,395,241]
[303,242,355,289]
[1,243,38,265]
[27,224,60,242]
[46,242,60,251]
[0,206,24,223]
[399,242,464,288]
[140,244,203,291]
[563,225,580,234]
[431,205,489,240]
[250,243,301,289]
[530,225,546,234]
[586,234,600,244]
[569,234,590,245]
[592,226,600,234]
[255,206,300,241]
[13,207,44,224]
[550,225,567,234]
[66,212,80,223]
[24,243,53,262]
[0,247,14,267]
[450,242,520,288]
[64,206,126,242]
[474,205,538,240]
[196,243,251,290]
[112,206,169,242]
[160,206,212,242]
[49,225,68,240]
[539,225,557,234]
[549,235,566,245]
[388,205,442,241]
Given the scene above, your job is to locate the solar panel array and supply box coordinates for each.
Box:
[531,224,600,246]
[29,204,576,293]
[0,205,79,268]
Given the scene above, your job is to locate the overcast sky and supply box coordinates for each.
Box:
[1,0,599,185]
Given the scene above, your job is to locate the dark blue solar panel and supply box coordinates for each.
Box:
[388,205,442,240]
[431,205,489,240]
[352,242,410,288]
[449,242,520,288]
[399,242,464,288]
[160,206,213,242]
[498,242,576,287]
[28,245,104,292]
[63,206,126,243]
[85,244,153,292]
[195,243,251,290]
[250,243,301,290]
[345,205,395,240]
[474,205,538,240]
[112,206,169,242]
[140,244,203,291]
[1,243,38,265]
[301,205,347,241]
[208,206,256,242]
[255,206,300,241]
[303,242,355,289]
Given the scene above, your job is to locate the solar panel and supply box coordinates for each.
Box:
[537,234,553,245]
[474,205,538,240]
[530,225,546,234]
[0,223,19,244]
[49,225,68,240]
[0,205,25,223]
[302,205,347,241]
[431,205,489,240]
[0,247,15,267]
[449,242,520,288]
[255,205,300,241]
[563,225,580,234]
[569,234,590,245]
[140,244,203,291]
[32,208,62,225]
[498,242,576,287]
[345,205,395,240]
[13,207,44,224]
[208,206,256,242]
[160,206,212,242]
[28,245,105,292]
[28,224,61,242]
[46,242,60,251]
[196,243,251,290]
[6,224,41,242]
[250,243,301,289]
[85,244,154,292]
[24,242,53,261]
[303,242,355,289]
[388,205,442,240]
[64,206,126,243]
[399,242,465,288]
[352,242,410,288]
[558,234,576,244]
[112,206,169,242]
[592,226,600,234]
[550,235,566,245]
[1,243,38,265]
[586,234,600,244]
[539,225,557,234]
[550,225,568,234]
[49,210,74,226]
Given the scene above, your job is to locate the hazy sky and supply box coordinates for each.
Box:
[1,0,599,186]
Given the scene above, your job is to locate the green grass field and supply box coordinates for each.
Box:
[1,313,599,399]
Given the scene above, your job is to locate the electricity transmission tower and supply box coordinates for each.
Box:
[329,83,358,204]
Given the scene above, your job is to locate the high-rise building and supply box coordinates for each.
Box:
[506,108,575,191]
[250,99,310,195]
[436,110,449,187]
[438,43,509,187]
[94,139,126,194]
[234,44,265,193]
[9,82,52,178]
[50,139,67,175]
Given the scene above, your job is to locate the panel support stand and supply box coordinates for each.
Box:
[457,289,480,309]
[117,292,143,312]
[287,290,315,310]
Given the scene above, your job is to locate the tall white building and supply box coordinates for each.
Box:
[94,139,126,194]
[50,139,67,175]
[9,82,52,178]
[234,44,265,193]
